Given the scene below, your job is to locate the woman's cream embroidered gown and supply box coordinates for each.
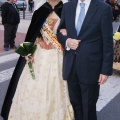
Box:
[8,14,74,120]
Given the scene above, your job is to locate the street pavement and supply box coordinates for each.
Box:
[19,11,33,20]
[0,17,30,120]
[0,19,120,120]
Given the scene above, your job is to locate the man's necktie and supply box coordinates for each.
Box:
[76,2,85,36]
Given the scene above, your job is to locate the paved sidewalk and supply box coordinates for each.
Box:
[0,19,31,53]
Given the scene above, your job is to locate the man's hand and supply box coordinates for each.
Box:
[66,38,81,50]
[60,29,67,36]
[98,74,109,85]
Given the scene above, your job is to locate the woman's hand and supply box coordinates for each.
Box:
[60,29,67,36]
[25,56,35,64]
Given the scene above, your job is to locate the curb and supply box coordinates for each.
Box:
[0,50,14,56]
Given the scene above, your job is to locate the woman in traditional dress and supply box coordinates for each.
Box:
[1,0,74,120]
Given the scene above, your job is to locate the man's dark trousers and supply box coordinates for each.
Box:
[4,24,18,48]
[67,55,100,120]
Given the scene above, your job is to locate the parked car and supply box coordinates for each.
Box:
[0,0,27,11]
[14,0,27,11]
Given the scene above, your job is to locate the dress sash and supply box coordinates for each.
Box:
[41,20,64,53]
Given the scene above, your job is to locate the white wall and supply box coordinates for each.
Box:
[34,0,41,8]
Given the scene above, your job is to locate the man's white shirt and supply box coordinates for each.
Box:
[75,0,91,28]
[66,0,91,51]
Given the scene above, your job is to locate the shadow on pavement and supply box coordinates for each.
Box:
[98,92,120,120]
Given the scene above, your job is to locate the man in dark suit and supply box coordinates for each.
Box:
[57,0,113,120]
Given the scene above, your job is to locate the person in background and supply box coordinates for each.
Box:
[105,0,111,5]
[1,0,20,51]
[111,0,120,21]
[113,25,120,71]
[29,0,34,12]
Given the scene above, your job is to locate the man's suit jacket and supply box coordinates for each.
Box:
[57,0,113,84]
